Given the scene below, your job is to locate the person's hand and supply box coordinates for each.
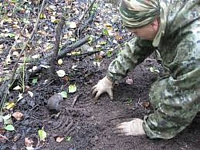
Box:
[114,118,145,136]
[92,76,113,101]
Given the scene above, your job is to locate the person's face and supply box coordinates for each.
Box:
[126,19,159,40]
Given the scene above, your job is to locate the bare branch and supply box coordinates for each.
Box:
[58,35,91,59]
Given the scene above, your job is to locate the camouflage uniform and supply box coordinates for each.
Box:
[107,0,200,139]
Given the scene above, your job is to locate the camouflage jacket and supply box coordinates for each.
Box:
[107,0,200,139]
[107,0,200,82]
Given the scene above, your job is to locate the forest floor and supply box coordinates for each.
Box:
[1,0,200,150]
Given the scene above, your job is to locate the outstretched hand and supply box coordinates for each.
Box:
[114,118,145,136]
[91,76,113,101]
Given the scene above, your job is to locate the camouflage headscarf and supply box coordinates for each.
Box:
[119,0,160,28]
[119,0,168,47]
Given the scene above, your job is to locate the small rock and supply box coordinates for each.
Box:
[47,93,63,111]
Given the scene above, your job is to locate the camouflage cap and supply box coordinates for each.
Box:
[119,0,160,28]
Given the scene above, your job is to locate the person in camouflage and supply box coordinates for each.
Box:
[92,0,200,139]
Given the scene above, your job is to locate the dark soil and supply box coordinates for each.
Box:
[1,1,200,150]
[2,55,200,150]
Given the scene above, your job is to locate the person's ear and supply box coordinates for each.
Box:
[151,18,159,31]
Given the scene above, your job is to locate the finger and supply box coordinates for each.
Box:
[113,127,126,136]
[91,87,98,96]
[107,88,113,100]
[94,91,102,101]
[91,85,97,91]
[116,122,127,129]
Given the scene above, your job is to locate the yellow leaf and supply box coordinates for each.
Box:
[58,59,63,65]
[68,84,77,93]
[71,51,81,56]
[5,102,16,110]
[12,24,20,29]
[38,129,47,141]
[40,13,46,19]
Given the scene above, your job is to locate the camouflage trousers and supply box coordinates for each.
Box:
[143,77,200,139]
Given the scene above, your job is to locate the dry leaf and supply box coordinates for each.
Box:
[56,136,64,143]
[142,101,150,108]
[25,137,34,148]
[126,78,133,85]
[28,91,34,97]
[56,70,66,77]
[69,22,77,29]
[58,59,63,65]
[12,112,24,121]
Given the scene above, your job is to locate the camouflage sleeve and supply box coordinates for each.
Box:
[106,37,155,82]
[143,31,200,139]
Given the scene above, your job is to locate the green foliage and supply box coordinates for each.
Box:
[4,124,15,131]
[102,28,109,36]
[32,78,38,85]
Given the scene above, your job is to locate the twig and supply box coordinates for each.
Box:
[71,94,82,108]
[10,0,46,84]
[26,36,91,78]
[64,107,85,111]
[76,0,97,36]
[0,134,9,141]
[58,35,91,59]
[50,14,66,75]
[0,0,46,109]
[79,0,97,21]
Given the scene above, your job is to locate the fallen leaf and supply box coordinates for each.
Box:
[149,67,160,73]
[49,5,57,11]
[40,65,50,69]
[115,32,123,41]
[56,70,66,77]
[28,91,34,97]
[25,137,34,148]
[50,16,59,24]
[4,124,15,131]
[93,61,101,67]
[12,51,19,57]
[68,84,77,93]
[60,91,68,99]
[4,102,16,110]
[69,22,77,29]
[126,78,133,85]
[142,101,150,108]
[38,128,47,141]
[32,78,38,85]
[32,54,40,59]
[56,136,64,143]
[71,51,81,56]
[2,114,12,124]
[13,85,22,91]
[12,112,24,121]
[32,66,37,71]
[102,28,109,36]
[57,59,63,65]
[17,93,23,101]
[66,136,71,142]
[40,13,46,19]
